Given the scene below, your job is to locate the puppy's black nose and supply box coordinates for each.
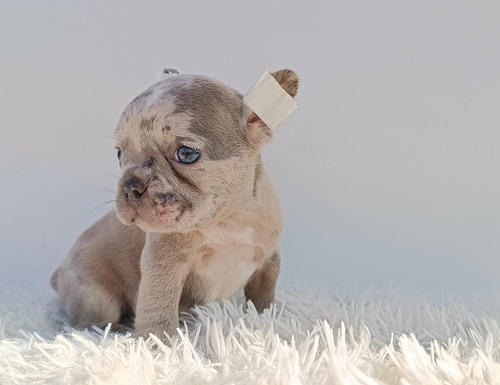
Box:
[122,177,146,206]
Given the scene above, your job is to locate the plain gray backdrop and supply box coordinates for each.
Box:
[1,1,499,295]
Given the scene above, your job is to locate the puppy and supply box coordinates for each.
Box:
[51,69,299,338]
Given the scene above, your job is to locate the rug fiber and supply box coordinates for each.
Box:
[1,284,500,384]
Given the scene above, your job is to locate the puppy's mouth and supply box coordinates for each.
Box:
[115,189,193,232]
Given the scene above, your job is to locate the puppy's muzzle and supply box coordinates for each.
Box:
[122,177,147,207]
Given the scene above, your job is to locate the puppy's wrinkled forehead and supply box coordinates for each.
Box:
[116,75,246,160]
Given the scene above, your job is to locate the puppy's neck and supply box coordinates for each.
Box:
[205,154,264,224]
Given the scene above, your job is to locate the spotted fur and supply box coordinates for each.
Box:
[51,69,299,339]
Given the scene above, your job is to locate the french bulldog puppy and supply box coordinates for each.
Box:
[51,69,299,338]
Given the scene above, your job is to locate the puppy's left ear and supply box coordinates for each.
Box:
[245,69,299,149]
[270,69,299,98]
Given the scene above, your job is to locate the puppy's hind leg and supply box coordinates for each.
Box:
[244,250,281,312]
[56,269,125,330]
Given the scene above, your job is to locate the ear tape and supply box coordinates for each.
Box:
[243,71,298,129]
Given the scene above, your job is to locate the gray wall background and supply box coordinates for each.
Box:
[1,1,499,294]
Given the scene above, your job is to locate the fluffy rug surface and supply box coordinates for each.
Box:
[1,284,500,384]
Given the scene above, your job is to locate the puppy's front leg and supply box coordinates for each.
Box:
[244,250,281,312]
[134,235,190,339]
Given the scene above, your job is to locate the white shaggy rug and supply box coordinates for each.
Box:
[1,284,500,384]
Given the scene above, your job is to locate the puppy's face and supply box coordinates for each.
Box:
[115,75,256,233]
[114,71,298,233]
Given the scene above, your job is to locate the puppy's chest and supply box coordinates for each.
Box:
[188,223,263,302]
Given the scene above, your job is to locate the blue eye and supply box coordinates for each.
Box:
[117,148,122,160]
[176,146,200,164]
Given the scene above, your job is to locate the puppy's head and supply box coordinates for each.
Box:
[114,70,298,233]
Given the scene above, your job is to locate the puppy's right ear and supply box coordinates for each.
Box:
[244,69,299,150]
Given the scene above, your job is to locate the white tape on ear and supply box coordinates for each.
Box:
[243,71,298,129]
[156,68,180,82]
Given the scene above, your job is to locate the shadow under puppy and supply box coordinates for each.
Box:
[51,69,299,338]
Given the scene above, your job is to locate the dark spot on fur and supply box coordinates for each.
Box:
[162,124,171,133]
[153,193,175,206]
[140,117,156,131]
